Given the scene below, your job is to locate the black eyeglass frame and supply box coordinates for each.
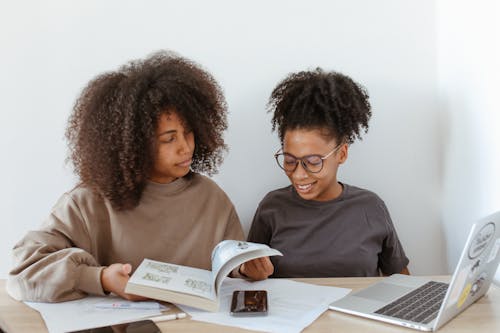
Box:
[274,142,344,174]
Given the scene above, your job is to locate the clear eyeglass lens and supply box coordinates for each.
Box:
[304,156,323,172]
[277,154,324,173]
[277,154,296,171]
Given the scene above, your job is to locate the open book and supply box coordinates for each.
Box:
[124,240,282,311]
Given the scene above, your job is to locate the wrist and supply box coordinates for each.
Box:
[100,266,111,295]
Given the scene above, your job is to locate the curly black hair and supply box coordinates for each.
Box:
[268,68,371,144]
[66,50,228,210]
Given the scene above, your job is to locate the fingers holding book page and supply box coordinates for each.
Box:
[239,257,274,280]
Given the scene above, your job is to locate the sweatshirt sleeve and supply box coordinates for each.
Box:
[223,207,245,241]
[6,193,107,302]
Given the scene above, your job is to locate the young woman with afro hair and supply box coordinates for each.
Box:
[7,51,262,302]
[241,69,410,279]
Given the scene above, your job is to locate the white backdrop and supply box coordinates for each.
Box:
[437,0,500,283]
[0,0,496,282]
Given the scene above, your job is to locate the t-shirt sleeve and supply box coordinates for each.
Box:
[247,202,272,245]
[377,201,410,275]
[6,193,107,302]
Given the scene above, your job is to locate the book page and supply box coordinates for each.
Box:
[210,240,282,292]
[129,259,216,300]
[211,240,273,276]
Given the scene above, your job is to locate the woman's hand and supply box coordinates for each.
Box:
[101,263,148,301]
[239,257,274,280]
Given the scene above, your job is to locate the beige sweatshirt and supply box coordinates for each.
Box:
[7,173,244,302]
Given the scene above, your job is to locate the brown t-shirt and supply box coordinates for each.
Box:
[247,183,409,278]
[7,173,244,302]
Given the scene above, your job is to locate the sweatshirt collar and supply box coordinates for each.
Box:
[144,173,192,196]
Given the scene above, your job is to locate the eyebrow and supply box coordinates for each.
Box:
[158,130,177,136]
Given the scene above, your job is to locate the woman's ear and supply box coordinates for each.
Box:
[338,144,349,164]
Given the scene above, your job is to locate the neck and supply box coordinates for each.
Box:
[316,181,343,202]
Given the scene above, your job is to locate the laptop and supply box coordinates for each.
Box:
[329,211,500,331]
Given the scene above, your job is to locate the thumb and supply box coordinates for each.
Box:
[121,263,132,276]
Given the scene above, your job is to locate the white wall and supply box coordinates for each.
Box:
[0,0,443,278]
[437,0,500,283]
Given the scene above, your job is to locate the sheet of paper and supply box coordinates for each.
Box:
[178,278,351,333]
[25,296,164,333]
[94,300,168,310]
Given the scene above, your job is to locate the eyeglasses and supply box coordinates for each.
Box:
[274,143,343,173]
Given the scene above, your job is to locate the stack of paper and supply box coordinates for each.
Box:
[178,278,351,333]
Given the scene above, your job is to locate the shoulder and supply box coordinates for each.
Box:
[343,183,394,227]
[188,173,233,203]
[65,185,104,206]
[190,172,219,188]
[343,184,390,218]
[343,183,385,206]
[189,173,224,193]
[51,185,107,216]
[257,185,293,209]
[40,185,109,231]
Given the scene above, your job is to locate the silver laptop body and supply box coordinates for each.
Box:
[329,211,500,331]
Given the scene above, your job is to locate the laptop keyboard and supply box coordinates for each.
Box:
[374,281,449,324]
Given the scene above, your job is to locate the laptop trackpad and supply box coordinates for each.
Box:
[354,282,414,303]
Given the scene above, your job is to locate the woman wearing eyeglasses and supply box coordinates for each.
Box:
[240,69,410,279]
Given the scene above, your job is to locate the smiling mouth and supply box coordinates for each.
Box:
[295,182,316,193]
